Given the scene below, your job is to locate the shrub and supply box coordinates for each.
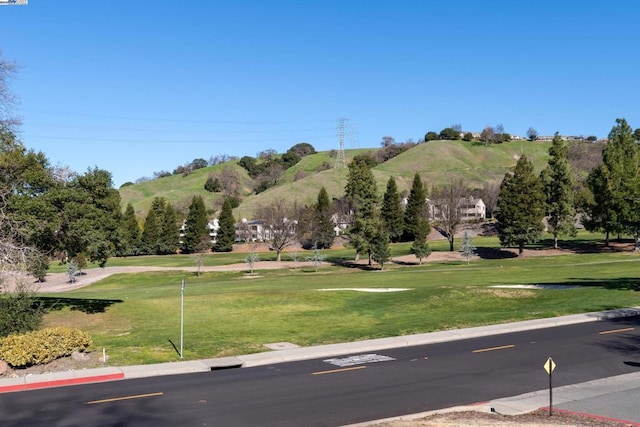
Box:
[204,176,222,192]
[0,327,92,367]
[0,281,44,337]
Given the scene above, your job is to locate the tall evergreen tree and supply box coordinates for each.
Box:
[312,187,335,249]
[541,132,576,249]
[381,177,404,242]
[182,195,210,254]
[158,202,179,254]
[140,206,160,255]
[584,165,616,245]
[603,119,640,247]
[119,202,140,256]
[215,197,236,252]
[410,218,431,265]
[403,173,429,241]
[496,156,545,256]
[140,197,167,255]
[344,156,380,263]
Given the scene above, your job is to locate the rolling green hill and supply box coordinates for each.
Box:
[120,139,552,219]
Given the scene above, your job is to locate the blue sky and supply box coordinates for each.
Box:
[2,1,639,187]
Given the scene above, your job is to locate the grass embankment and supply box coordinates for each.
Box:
[41,235,640,366]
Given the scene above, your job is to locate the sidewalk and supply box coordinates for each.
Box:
[347,372,640,426]
[2,307,640,420]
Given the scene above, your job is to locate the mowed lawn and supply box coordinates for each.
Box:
[42,238,640,366]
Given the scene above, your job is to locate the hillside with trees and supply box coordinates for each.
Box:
[120,139,557,220]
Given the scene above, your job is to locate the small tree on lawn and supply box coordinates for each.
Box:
[306,246,326,272]
[460,231,476,265]
[244,245,260,274]
[66,259,78,283]
[255,198,298,262]
[410,219,431,265]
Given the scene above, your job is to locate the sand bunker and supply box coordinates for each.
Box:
[491,284,583,290]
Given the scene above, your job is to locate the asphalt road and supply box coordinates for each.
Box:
[1,316,639,426]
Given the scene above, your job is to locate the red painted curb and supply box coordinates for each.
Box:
[543,407,640,426]
[0,373,124,394]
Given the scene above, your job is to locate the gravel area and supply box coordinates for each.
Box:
[373,409,633,426]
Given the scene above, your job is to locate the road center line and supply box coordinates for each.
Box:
[599,327,634,335]
[312,366,367,375]
[472,344,515,353]
[85,392,164,405]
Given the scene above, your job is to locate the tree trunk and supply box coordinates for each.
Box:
[553,233,558,250]
[518,243,524,257]
[276,251,281,262]
[605,231,610,246]
[449,236,454,252]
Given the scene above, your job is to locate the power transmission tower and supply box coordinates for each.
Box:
[335,117,347,169]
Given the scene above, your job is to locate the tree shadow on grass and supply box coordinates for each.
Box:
[36,297,124,314]
[535,278,640,291]
[331,260,379,271]
[475,247,518,260]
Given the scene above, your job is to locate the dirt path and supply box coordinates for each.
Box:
[22,247,574,294]
[30,261,315,293]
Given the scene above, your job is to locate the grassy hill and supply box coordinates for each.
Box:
[120,139,552,219]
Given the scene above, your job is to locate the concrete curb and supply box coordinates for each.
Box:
[1,307,639,394]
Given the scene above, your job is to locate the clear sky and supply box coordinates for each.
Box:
[2,1,639,187]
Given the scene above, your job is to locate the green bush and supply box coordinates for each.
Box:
[0,282,44,338]
[0,327,92,367]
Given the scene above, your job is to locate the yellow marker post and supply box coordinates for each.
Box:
[543,357,556,416]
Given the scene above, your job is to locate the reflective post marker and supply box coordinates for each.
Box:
[180,279,185,358]
[543,357,556,416]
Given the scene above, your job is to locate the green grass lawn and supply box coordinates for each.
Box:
[41,235,640,366]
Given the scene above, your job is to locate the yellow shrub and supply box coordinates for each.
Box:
[0,327,92,367]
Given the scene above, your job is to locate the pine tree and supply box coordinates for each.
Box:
[313,187,335,249]
[345,157,380,263]
[403,173,429,241]
[158,203,179,254]
[140,205,160,255]
[119,202,140,256]
[410,218,431,265]
[589,119,640,248]
[371,229,391,270]
[140,197,168,255]
[182,195,210,254]
[584,165,615,245]
[496,156,545,256]
[215,197,236,252]
[541,133,576,249]
[381,177,404,242]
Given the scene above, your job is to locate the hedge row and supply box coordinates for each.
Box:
[0,327,92,367]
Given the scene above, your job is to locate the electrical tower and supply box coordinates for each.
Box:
[335,117,347,169]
